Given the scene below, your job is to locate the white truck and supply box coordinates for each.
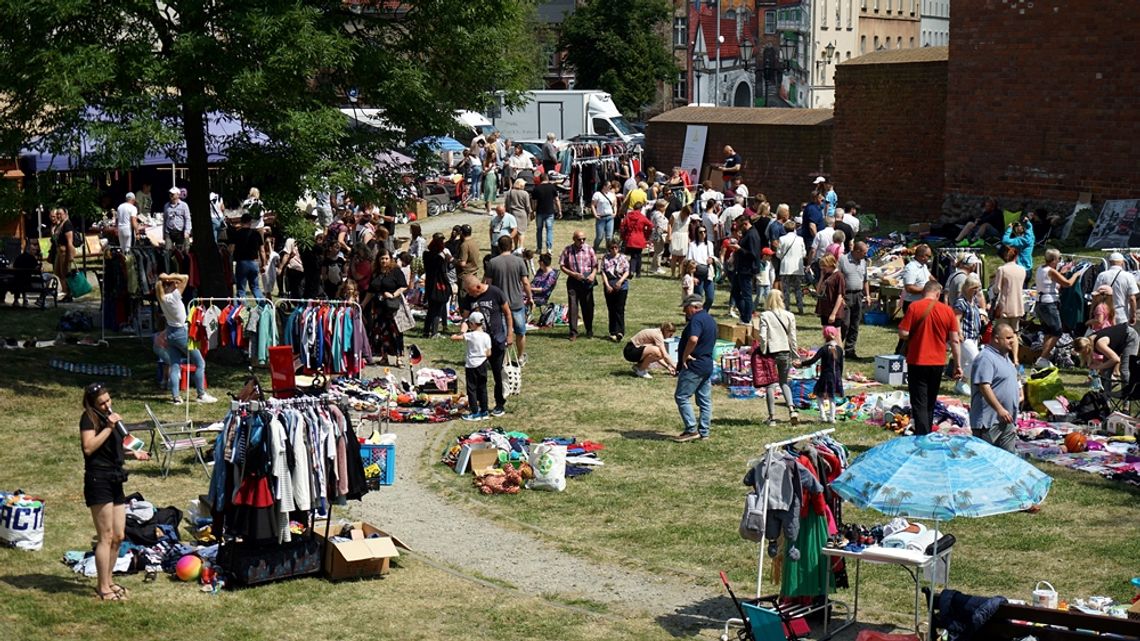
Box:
[490,90,643,146]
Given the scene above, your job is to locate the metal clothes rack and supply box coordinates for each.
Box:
[723,427,852,641]
[99,249,160,343]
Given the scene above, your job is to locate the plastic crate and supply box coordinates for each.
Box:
[361,443,395,488]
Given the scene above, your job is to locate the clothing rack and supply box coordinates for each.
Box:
[934,247,987,287]
[755,427,836,598]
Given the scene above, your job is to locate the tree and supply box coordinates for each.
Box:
[0,0,541,295]
[559,0,678,114]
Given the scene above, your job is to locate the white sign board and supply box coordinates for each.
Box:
[680,125,708,186]
[1087,199,1140,249]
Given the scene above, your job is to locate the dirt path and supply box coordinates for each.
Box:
[354,420,736,635]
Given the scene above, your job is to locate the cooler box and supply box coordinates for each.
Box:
[874,355,908,386]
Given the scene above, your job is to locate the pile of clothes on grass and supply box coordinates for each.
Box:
[441,428,605,494]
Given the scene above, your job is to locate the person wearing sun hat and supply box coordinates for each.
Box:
[672,293,716,443]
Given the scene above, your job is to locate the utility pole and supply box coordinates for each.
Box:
[714,0,721,106]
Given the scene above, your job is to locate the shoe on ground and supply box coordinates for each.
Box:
[729,309,739,318]
[767,418,777,426]
[518,353,527,366]
[956,238,972,247]
[672,431,701,443]
[616,333,623,341]
[461,412,485,422]
[636,369,652,379]
[197,393,218,404]
[1034,357,1052,369]
[171,397,184,405]
[490,407,505,417]
[790,412,799,425]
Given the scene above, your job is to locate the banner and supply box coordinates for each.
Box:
[1086,199,1140,249]
[680,125,708,186]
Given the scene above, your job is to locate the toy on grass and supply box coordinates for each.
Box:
[175,554,202,582]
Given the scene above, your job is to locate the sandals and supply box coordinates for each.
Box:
[110,584,129,598]
[95,588,125,601]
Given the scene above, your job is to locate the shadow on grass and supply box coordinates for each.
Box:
[654,594,739,638]
[1,573,90,596]
[713,417,759,427]
[619,430,672,441]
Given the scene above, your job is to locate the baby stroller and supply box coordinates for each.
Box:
[420,180,460,217]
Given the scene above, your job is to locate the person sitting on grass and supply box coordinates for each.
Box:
[453,311,491,422]
[623,322,677,379]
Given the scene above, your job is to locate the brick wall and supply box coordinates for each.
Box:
[644,120,833,209]
[832,59,947,221]
[945,0,1140,214]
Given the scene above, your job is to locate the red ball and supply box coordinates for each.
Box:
[408,213,417,221]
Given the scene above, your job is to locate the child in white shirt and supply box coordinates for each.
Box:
[453,311,492,420]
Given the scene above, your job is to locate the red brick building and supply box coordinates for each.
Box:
[943,0,1140,215]
[832,47,948,220]
[645,106,833,209]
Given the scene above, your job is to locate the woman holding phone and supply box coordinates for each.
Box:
[80,383,149,600]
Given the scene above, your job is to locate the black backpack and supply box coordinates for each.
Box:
[1072,390,1110,423]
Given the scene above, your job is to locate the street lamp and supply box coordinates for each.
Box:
[739,37,754,106]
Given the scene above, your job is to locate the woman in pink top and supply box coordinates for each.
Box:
[825,230,846,259]
[1087,285,1115,333]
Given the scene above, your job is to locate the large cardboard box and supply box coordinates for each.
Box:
[717,322,750,345]
[874,355,908,386]
[313,521,401,580]
[414,199,427,220]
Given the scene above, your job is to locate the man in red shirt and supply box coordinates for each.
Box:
[898,280,962,435]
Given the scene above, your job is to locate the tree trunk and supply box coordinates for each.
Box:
[181,97,226,297]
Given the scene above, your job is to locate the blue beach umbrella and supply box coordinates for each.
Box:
[831,433,1052,520]
[411,136,467,153]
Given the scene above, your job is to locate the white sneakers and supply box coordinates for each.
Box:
[631,365,652,379]
[197,393,219,404]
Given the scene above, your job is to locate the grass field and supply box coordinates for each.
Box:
[0,219,1137,640]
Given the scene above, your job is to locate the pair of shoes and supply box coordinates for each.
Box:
[197,393,218,404]
[490,407,505,417]
[171,397,184,405]
[94,588,124,601]
[1034,357,1052,369]
[461,412,487,422]
[609,334,617,342]
[955,238,973,247]
[615,333,623,341]
[671,431,700,443]
[767,418,777,426]
[635,369,652,379]
[569,333,577,342]
[845,351,857,360]
[970,238,986,248]
[586,331,594,339]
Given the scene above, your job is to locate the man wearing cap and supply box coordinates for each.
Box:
[163,186,192,256]
[1095,252,1139,325]
[116,192,139,251]
[673,294,717,442]
[819,178,838,217]
[800,191,825,260]
[839,242,870,358]
[732,213,762,323]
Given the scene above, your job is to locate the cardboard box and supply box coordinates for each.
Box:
[455,442,495,475]
[414,199,427,220]
[467,448,500,476]
[313,521,401,580]
[717,322,751,345]
[874,355,908,386]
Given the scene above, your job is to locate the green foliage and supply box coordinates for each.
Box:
[559,0,678,114]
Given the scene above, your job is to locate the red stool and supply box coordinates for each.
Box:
[178,364,207,391]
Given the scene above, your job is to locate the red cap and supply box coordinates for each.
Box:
[761,248,774,256]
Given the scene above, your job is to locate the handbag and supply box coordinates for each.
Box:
[66,270,93,298]
[739,475,766,543]
[751,347,779,388]
[503,346,522,397]
[394,297,415,333]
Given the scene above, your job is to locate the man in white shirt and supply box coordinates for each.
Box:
[901,243,935,311]
[731,176,749,202]
[116,192,139,251]
[1094,252,1139,325]
[844,202,862,234]
[777,220,807,314]
[721,195,745,233]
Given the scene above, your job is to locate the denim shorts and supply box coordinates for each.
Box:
[511,307,527,336]
[1038,300,1062,336]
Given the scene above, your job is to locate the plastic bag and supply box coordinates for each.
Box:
[0,491,45,551]
[526,443,566,492]
[66,270,93,298]
[1026,366,1065,414]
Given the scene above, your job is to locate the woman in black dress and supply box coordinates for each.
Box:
[79,383,149,600]
[50,207,77,301]
[796,325,846,424]
[362,248,407,365]
[422,233,452,338]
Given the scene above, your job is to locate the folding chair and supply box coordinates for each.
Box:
[1107,354,1140,416]
[144,403,213,478]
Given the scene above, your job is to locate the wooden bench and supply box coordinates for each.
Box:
[975,602,1139,641]
[0,267,58,308]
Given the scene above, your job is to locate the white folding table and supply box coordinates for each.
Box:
[821,545,953,633]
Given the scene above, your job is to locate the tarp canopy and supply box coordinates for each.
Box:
[19,111,262,172]
[411,135,466,153]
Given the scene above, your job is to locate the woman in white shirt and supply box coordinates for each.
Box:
[776,220,807,315]
[755,289,799,425]
[667,205,693,279]
[686,226,717,309]
[592,182,617,251]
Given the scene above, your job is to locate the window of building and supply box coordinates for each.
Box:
[873,35,879,49]
[673,71,688,101]
[846,50,851,60]
[822,0,827,26]
[909,36,915,48]
[887,0,892,11]
[860,35,866,53]
[672,16,687,48]
[897,36,902,49]
[765,10,776,34]
[848,0,854,27]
